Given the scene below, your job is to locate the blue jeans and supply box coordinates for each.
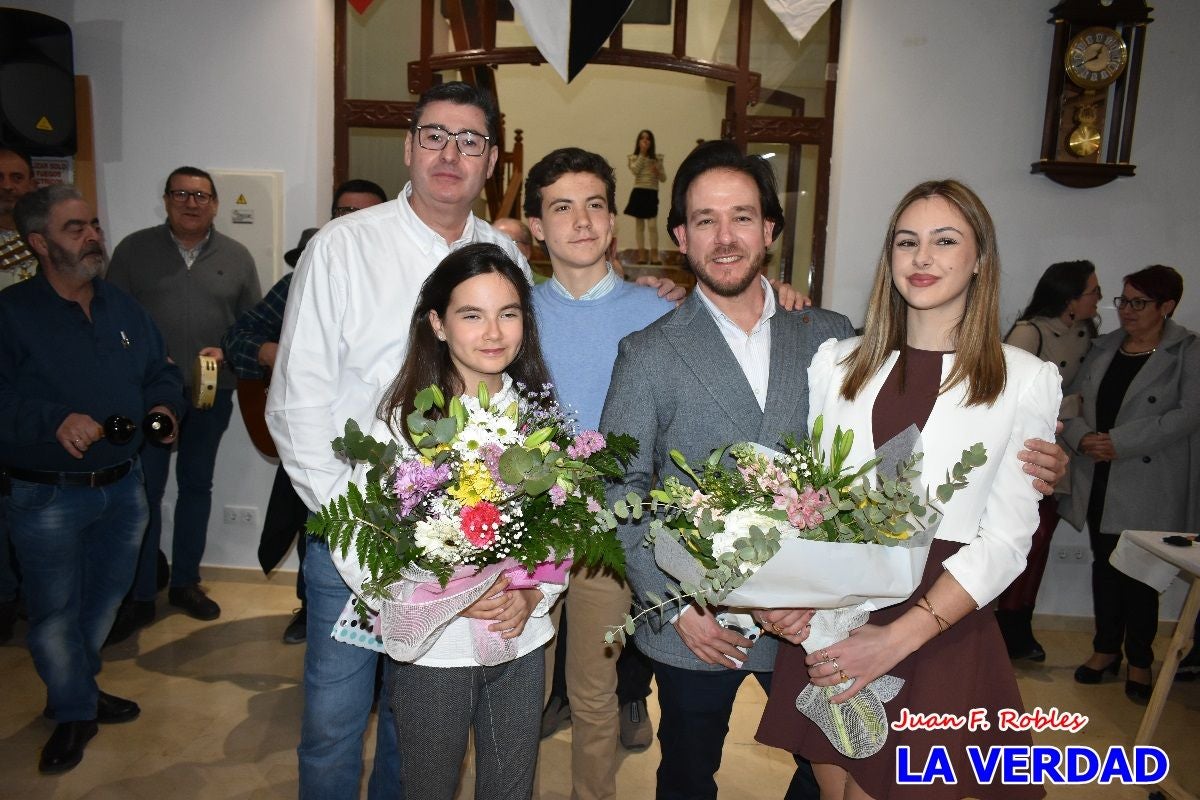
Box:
[651,661,818,800]
[300,536,402,800]
[5,462,147,721]
[133,388,234,599]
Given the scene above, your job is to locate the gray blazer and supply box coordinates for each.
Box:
[599,290,854,671]
[1061,318,1200,535]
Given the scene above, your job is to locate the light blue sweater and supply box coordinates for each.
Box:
[532,279,673,431]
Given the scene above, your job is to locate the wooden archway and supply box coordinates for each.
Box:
[334,0,840,302]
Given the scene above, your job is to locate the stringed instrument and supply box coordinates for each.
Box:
[237,372,277,458]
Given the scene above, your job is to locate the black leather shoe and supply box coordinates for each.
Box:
[43,691,141,723]
[104,600,156,647]
[1074,654,1122,684]
[168,584,220,620]
[1125,678,1153,704]
[39,721,98,774]
[96,691,140,724]
[1008,639,1047,663]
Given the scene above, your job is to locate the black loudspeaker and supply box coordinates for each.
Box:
[0,8,76,156]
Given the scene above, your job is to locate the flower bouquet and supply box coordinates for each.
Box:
[607,415,985,757]
[309,380,635,665]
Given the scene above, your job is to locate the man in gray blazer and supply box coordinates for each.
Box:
[601,143,1068,798]
[600,141,841,799]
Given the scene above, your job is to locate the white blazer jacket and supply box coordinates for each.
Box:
[807,338,1060,608]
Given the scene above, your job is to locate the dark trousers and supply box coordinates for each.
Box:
[133,388,234,599]
[1088,519,1159,669]
[651,660,818,800]
[998,495,1058,611]
[391,649,543,800]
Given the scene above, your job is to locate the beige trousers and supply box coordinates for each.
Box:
[544,567,632,800]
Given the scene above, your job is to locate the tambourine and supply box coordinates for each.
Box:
[191,354,218,409]
[0,230,37,280]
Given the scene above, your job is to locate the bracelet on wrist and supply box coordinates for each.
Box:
[917,596,951,634]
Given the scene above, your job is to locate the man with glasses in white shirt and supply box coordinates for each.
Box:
[269,81,681,799]
[107,166,261,628]
[267,82,535,800]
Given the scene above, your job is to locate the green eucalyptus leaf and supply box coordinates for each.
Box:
[499,447,536,484]
[433,416,458,444]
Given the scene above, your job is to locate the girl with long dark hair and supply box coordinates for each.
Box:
[623,129,665,263]
[343,242,559,799]
[995,260,1100,660]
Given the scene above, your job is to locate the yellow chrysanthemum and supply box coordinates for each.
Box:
[447,461,502,505]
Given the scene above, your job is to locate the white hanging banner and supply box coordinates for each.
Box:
[762,0,837,43]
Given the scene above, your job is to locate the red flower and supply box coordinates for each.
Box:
[460,501,501,548]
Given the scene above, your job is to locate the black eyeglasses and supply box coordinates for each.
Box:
[1080,285,1102,299]
[166,190,214,206]
[1113,296,1152,311]
[332,206,361,218]
[414,125,490,157]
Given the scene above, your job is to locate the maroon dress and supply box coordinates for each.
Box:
[756,348,1044,800]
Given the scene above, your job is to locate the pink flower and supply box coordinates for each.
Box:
[460,501,501,548]
[567,430,606,460]
[549,484,567,507]
[392,459,451,517]
[791,487,831,530]
[774,485,828,530]
[771,485,799,512]
[586,497,602,514]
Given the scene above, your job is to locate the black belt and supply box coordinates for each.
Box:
[3,460,134,488]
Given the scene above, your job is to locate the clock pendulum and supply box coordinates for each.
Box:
[1066,103,1102,158]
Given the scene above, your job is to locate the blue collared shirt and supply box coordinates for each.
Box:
[545,264,621,301]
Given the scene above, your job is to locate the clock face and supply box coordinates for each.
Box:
[1065,27,1128,89]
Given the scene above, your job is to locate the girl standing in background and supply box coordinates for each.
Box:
[623,129,664,263]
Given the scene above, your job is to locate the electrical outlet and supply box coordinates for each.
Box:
[223,505,259,527]
[1054,546,1089,562]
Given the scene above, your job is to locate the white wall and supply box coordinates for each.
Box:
[828,0,1199,619]
[11,1,1194,619]
[5,0,335,575]
[828,0,1200,334]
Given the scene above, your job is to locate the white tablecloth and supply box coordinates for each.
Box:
[1111,529,1200,591]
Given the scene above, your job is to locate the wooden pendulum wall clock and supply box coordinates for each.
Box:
[1031,0,1153,188]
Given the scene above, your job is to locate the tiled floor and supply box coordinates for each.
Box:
[0,573,1196,799]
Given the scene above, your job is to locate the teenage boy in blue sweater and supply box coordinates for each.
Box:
[526,147,671,800]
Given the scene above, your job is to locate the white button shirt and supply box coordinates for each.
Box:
[694,275,775,411]
[266,182,531,513]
